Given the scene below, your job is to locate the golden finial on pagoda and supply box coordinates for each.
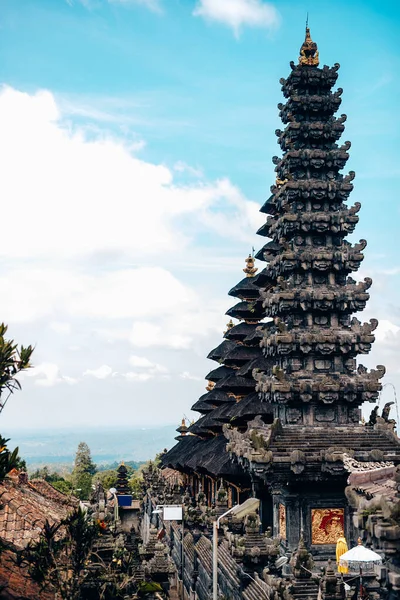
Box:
[243,254,258,278]
[176,417,188,436]
[299,26,319,66]
[224,319,234,334]
[206,380,215,392]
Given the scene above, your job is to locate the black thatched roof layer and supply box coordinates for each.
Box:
[242,322,271,345]
[215,374,255,394]
[223,322,260,341]
[185,436,244,477]
[252,268,274,288]
[223,345,260,366]
[237,356,270,377]
[254,241,280,260]
[197,389,235,405]
[161,436,203,470]
[207,340,237,362]
[226,300,265,321]
[227,393,273,424]
[259,194,275,215]
[190,399,215,413]
[228,276,261,300]
[205,365,235,382]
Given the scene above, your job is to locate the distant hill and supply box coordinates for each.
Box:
[3,425,177,470]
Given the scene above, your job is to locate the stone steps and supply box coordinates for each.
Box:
[292,579,319,600]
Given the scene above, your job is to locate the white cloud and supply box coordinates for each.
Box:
[0,84,265,428]
[49,322,71,335]
[193,0,279,37]
[180,371,202,381]
[129,354,168,373]
[129,322,192,349]
[174,161,204,178]
[23,362,77,387]
[84,365,114,379]
[129,355,155,368]
[0,267,194,324]
[374,319,400,343]
[0,86,260,262]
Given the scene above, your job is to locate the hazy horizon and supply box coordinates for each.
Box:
[3,424,178,469]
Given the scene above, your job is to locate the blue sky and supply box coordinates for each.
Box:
[0,0,399,431]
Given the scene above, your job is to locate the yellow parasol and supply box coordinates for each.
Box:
[336,533,349,574]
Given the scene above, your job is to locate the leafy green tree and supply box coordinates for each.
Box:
[51,479,73,495]
[73,442,96,475]
[31,466,50,480]
[19,506,98,600]
[71,442,96,500]
[72,471,92,501]
[29,467,73,496]
[94,469,118,492]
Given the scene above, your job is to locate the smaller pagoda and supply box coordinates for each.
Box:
[116,463,130,495]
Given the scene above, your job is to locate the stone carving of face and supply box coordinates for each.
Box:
[314,260,330,271]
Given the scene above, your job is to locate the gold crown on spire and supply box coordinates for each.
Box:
[299,27,319,67]
[243,254,258,278]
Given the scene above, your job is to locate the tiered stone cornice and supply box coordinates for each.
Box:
[276,116,347,150]
[254,367,385,405]
[257,203,360,239]
[261,318,378,358]
[262,174,355,215]
[264,239,366,278]
[282,62,340,92]
[262,277,372,315]
[278,89,343,122]
[273,145,350,179]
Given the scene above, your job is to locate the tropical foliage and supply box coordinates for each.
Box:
[18,507,98,600]
[0,323,33,414]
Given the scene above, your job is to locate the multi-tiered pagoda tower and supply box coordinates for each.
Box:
[163,27,400,559]
[225,28,400,556]
[162,255,273,506]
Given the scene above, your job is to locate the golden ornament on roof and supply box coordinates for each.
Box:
[276,177,288,188]
[206,380,215,392]
[224,319,234,334]
[243,254,258,278]
[299,27,319,67]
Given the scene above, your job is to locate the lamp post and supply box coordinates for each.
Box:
[152,504,184,600]
[212,498,260,600]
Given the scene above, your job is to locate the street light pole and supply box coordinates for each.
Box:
[181,512,184,600]
[213,506,237,600]
[212,498,260,600]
